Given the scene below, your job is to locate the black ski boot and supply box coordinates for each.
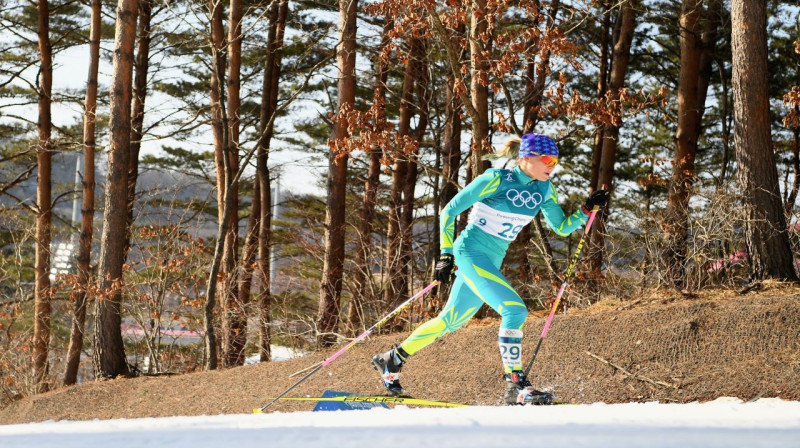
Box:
[371,346,409,396]
[504,370,554,405]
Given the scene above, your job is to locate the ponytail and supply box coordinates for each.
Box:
[482,137,522,161]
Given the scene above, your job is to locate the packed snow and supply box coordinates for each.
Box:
[2,397,799,448]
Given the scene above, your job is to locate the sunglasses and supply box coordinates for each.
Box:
[539,155,559,167]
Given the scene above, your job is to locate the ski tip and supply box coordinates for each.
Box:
[253,408,264,414]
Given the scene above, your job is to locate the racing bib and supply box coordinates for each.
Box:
[467,202,533,242]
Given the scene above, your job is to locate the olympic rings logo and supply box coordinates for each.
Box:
[506,189,542,209]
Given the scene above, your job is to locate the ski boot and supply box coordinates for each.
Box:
[371,346,409,396]
[504,370,554,405]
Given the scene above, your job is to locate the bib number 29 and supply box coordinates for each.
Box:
[498,223,524,239]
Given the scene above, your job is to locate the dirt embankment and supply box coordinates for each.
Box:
[2,287,799,424]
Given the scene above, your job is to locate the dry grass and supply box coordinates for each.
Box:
[1,286,798,424]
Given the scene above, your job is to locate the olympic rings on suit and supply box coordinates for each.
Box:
[505,189,542,209]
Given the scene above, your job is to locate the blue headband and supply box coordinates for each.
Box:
[519,133,559,158]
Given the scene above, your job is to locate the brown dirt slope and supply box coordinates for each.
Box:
[2,287,799,424]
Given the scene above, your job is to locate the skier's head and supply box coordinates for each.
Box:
[519,133,559,160]
[487,133,559,181]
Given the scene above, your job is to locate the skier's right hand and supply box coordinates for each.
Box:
[582,189,610,214]
[434,253,457,284]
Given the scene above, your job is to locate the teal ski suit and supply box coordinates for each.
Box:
[398,166,588,372]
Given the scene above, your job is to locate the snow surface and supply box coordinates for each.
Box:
[2,397,799,448]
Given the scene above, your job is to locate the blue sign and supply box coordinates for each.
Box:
[312,390,390,412]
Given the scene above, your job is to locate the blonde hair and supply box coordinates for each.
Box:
[483,137,521,161]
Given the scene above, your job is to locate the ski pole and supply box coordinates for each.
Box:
[254,280,440,413]
[523,194,604,377]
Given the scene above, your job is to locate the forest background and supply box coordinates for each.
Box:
[0,0,799,407]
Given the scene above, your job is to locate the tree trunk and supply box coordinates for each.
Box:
[400,38,430,307]
[730,0,798,281]
[663,0,703,288]
[210,0,228,232]
[383,39,419,310]
[588,0,637,275]
[590,0,612,192]
[431,49,463,309]
[696,0,721,123]
[522,0,561,282]
[715,56,732,195]
[347,145,382,335]
[524,0,560,132]
[440,66,462,218]
[64,0,101,386]
[785,107,800,219]
[94,0,138,379]
[469,0,491,176]
[347,18,393,335]
[256,150,271,361]
[424,10,482,180]
[236,177,260,354]
[33,0,53,394]
[317,0,357,347]
[222,0,244,368]
[125,0,152,248]
[203,0,230,371]
[256,0,288,360]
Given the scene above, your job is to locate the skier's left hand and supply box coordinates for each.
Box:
[434,254,457,284]
[582,189,610,214]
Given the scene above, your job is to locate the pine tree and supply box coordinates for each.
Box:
[33,0,54,393]
[94,0,139,379]
[64,0,102,386]
[730,0,798,282]
[317,0,358,347]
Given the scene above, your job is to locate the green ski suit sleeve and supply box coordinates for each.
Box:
[540,182,589,236]
[439,171,499,255]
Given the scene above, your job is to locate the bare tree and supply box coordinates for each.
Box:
[730,0,798,282]
[94,0,139,379]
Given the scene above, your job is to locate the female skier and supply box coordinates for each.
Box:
[371,133,609,405]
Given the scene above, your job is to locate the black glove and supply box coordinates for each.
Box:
[582,189,610,214]
[434,253,457,284]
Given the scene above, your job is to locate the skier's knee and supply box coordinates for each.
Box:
[500,302,528,329]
